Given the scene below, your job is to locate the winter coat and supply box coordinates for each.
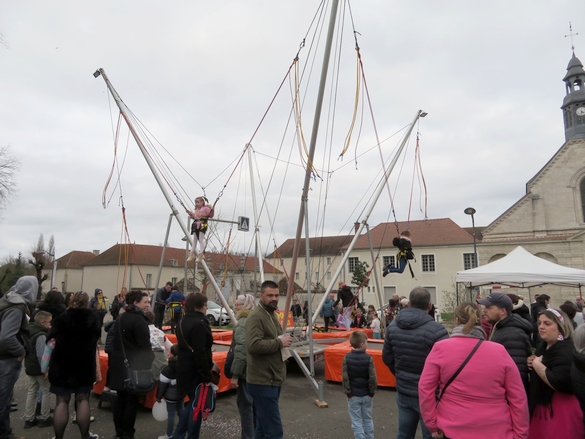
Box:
[419,336,529,439]
[342,349,377,398]
[156,360,185,403]
[32,301,66,321]
[110,296,125,320]
[489,313,532,388]
[48,308,101,389]
[334,286,354,308]
[231,309,250,379]
[24,322,48,376]
[321,297,336,318]
[176,310,213,396]
[108,307,154,391]
[382,307,449,397]
[571,348,585,427]
[0,276,36,360]
[246,302,286,386]
[512,300,531,322]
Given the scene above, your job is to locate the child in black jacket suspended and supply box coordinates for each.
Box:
[383,230,413,276]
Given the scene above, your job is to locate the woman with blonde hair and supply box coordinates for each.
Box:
[419,302,529,439]
[528,309,583,438]
[230,294,256,439]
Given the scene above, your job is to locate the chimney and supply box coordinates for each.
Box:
[354,222,360,234]
[92,250,100,256]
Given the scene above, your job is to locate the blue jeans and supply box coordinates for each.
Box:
[347,395,374,439]
[247,383,282,439]
[389,258,407,273]
[166,400,184,437]
[373,332,382,340]
[171,393,202,439]
[396,391,432,439]
[0,358,22,439]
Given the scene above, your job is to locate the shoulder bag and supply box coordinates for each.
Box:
[436,339,483,405]
[119,314,155,394]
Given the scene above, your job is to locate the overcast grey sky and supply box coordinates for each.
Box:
[1,0,584,263]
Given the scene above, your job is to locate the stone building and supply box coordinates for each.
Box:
[479,51,585,304]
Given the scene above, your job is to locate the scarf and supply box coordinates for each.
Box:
[124,303,146,317]
[451,324,486,340]
[529,339,574,418]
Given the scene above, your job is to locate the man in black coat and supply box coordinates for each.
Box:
[382,287,448,439]
[153,282,172,329]
[479,293,532,390]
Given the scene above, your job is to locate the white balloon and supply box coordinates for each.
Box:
[152,400,168,421]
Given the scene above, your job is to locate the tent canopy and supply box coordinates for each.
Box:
[455,246,585,288]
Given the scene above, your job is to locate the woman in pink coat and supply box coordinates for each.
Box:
[418,302,529,439]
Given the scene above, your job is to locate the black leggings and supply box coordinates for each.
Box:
[113,390,140,439]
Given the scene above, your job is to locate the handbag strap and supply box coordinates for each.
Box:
[437,339,483,404]
[193,384,211,422]
[117,314,130,368]
[179,320,194,352]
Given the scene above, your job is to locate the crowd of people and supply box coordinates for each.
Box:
[4,275,585,439]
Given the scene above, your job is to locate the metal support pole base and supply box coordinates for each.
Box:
[291,350,328,408]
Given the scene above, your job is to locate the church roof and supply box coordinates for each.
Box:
[563,53,585,81]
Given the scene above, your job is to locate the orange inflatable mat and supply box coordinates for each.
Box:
[323,340,396,388]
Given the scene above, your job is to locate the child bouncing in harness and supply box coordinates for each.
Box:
[382,230,415,277]
[186,196,214,262]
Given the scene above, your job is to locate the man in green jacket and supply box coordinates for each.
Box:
[245,281,292,439]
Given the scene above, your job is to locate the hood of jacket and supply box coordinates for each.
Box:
[3,276,37,305]
[495,313,533,334]
[395,307,434,330]
[236,308,252,319]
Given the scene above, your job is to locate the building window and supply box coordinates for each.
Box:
[327,271,331,280]
[169,259,178,267]
[315,271,319,280]
[171,277,177,286]
[383,255,396,268]
[348,257,359,272]
[463,253,477,270]
[295,272,299,280]
[421,255,435,272]
[327,257,331,265]
[581,178,585,222]
[146,274,152,289]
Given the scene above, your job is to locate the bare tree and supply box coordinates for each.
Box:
[29,234,51,299]
[0,146,19,210]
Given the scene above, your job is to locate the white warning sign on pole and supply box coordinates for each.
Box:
[238,216,250,232]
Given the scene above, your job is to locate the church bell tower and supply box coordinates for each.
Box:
[562,51,585,141]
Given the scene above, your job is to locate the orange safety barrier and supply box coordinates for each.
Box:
[94,350,231,409]
[311,328,373,339]
[323,340,396,388]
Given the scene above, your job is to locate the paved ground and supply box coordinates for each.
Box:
[9,358,426,439]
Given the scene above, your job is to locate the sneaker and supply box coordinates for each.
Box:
[158,435,169,439]
[24,418,39,428]
[88,433,99,439]
[186,254,195,262]
[38,416,53,428]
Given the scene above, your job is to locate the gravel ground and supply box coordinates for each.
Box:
[9,358,426,439]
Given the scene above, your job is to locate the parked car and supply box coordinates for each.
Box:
[206,300,231,326]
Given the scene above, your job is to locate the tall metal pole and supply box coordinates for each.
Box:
[283,0,340,330]
[248,146,265,283]
[312,110,427,321]
[365,224,386,329]
[94,68,236,324]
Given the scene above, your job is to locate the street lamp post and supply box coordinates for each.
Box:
[464,207,477,303]
[464,207,478,268]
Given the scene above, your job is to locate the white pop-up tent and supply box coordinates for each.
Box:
[456,246,585,289]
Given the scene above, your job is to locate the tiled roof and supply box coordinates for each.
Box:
[48,251,97,269]
[83,243,281,273]
[349,218,479,249]
[267,235,355,259]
